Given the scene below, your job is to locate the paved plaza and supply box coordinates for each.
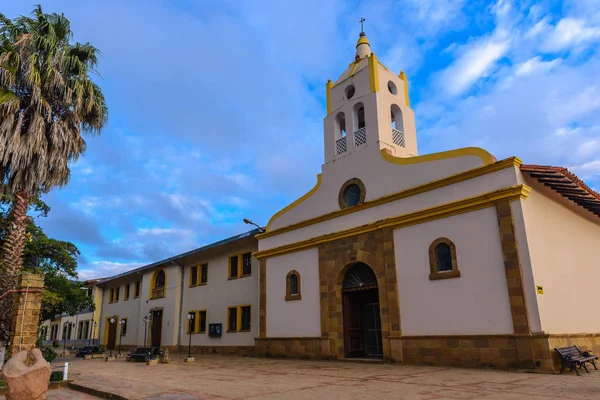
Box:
[10,354,594,399]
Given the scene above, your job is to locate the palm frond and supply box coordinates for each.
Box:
[0,5,107,195]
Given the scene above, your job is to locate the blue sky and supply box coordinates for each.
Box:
[2,0,600,280]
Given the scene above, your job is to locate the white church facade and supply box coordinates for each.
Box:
[40,32,600,372]
[253,31,600,371]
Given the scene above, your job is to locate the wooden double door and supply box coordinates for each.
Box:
[343,288,383,358]
[150,310,163,348]
[107,319,117,350]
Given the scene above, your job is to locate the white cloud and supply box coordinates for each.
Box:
[575,139,600,158]
[437,36,510,95]
[402,0,465,32]
[515,56,561,76]
[571,160,600,179]
[80,261,146,280]
[555,126,581,136]
[525,17,551,39]
[542,17,600,52]
[560,85,600,121]
[137,227,193,236]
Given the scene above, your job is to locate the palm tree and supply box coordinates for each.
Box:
[0,5,107,352]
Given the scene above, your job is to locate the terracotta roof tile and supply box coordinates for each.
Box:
[521,164,600,217]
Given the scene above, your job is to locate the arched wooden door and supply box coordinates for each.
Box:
[342,262,383,358]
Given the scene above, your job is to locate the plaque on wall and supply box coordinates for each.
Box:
[208,323,222,338]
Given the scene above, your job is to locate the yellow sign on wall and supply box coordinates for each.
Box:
[536,286,544,295]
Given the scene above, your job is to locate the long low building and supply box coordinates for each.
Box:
[39,279,103,350]
[40,228,261,355]
[95,228,260,355]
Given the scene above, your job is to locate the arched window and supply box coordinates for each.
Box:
[155,270,165,288]
[335,112,347,139]
[353,102,365,130]
[343,262,378,290]
[290,275,299,295]
[335,112,348,155]
[285,270,302,301]
[150,268,167,299]
[428,238,461,280]
[391,104,405,147]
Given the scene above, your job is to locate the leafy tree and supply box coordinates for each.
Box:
[1,194,94,322]
[0,5,107,344]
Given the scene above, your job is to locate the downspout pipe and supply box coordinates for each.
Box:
[172,260,185,354]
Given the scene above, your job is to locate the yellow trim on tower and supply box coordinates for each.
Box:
[325,80,333,115]
[254,184,531,259]
[399,70,410,107]
[265,174,322,232]
[356,35,370,47]
[259,152,515,238]
[381,147,496,166]
[368,53,380,92]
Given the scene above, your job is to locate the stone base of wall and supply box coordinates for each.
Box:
[255,334,600,373]
[547,334,600,372]
[402,335,529,370]
[163,345,255,357]
[255,337,334,360]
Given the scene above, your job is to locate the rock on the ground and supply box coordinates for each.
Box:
[0,349,52,400]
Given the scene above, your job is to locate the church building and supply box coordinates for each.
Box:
[252,30,600,371]
[40,30,600,373]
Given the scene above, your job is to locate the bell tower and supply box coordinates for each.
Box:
[323,26,418,164]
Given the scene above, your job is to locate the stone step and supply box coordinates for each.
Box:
[338,358,384,364]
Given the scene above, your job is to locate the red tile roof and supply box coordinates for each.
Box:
[521,164,600,217]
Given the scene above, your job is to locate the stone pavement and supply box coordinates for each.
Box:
[62,355,600,399]
[0,388,98,399]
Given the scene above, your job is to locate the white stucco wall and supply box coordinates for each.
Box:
[99,277,143,346]
[265,248,321,337]
[520,183,600,333]
[262,165,520,251]
[509,200,542,333]
[395,207,514,335]
[139,263,181,347]
[180,242,259,347]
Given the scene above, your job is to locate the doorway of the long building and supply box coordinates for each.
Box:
[106,318,117,351]
[342,262,383,358]
[150,309,163,348]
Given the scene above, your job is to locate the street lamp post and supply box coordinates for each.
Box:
[108,318,116,357]
[243,218,265,232]
[62,322,68,356]
[186,314,193,358]
[118,319,126,355]
[143,314,151,347]
[91,321,97,347]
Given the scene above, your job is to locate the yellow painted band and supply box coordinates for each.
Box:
[254,184,531,259]
[368,53,380,92]
[381,146,497,166]
[265,174,322,232]
[399,70,410,107]
[260,151,514,238]
[325,80,333,115]
[356,36,370,47]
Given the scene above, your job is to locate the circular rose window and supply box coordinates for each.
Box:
[338,178,366,209]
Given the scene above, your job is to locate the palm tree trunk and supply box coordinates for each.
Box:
[0,189,31,360]
[1,190,30,274]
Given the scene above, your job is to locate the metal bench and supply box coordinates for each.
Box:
[555,345,598,375]
[126,347,163,362]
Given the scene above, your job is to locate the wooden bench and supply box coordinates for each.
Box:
[555,345,598,375]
